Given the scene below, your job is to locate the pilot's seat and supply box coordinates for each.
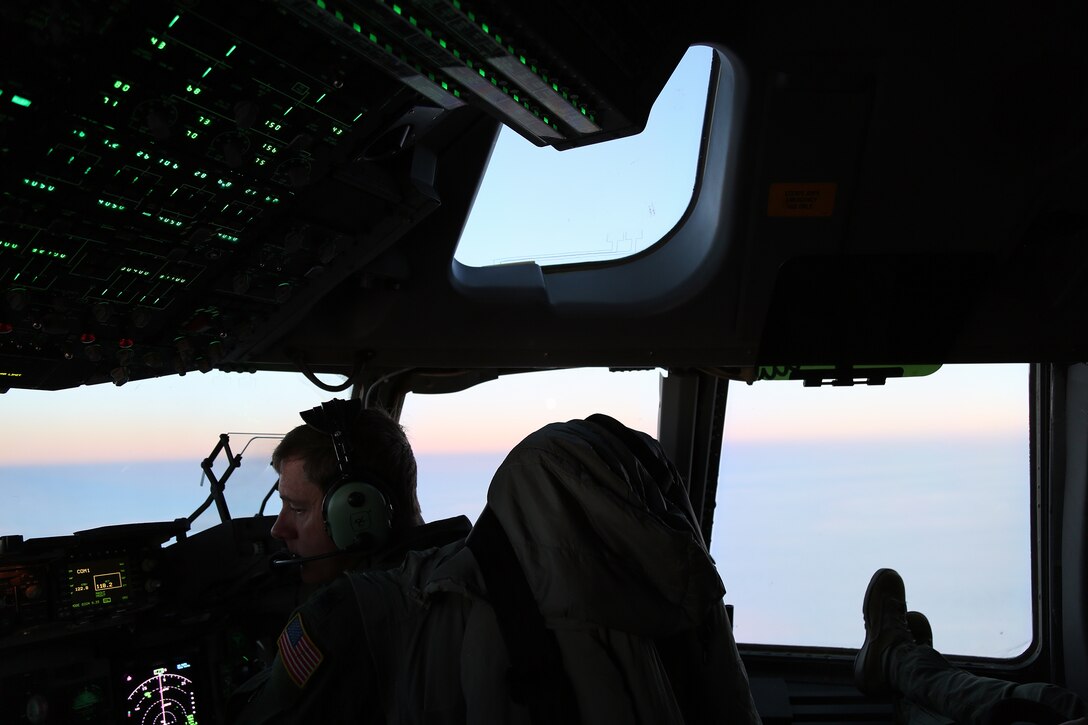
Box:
[350,414,761,724]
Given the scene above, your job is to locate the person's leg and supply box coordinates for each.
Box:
[854,569,1086,725]
[854,568,914,695]
[890,641,1083,724]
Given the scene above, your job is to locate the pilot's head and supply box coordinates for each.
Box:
[269,407,422,584]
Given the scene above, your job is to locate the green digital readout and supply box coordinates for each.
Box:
[68,558,129,609]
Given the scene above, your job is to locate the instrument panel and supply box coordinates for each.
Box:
[0,518,293,724]
[0,525,176,636]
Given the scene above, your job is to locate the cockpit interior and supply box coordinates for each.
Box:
[3,1,1088,722]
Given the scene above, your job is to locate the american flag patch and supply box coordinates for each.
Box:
[277,613,323,688]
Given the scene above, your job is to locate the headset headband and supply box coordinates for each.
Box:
[299,398,395,552]
[300,398,359,474]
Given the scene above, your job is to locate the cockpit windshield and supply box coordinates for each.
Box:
[1,371,332,539]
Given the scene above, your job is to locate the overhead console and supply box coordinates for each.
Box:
[0,0,447,391]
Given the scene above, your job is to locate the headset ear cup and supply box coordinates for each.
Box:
[323,481,393,552]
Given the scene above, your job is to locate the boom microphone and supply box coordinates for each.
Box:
[269,549,355,569]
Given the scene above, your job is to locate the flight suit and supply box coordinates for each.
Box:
[891,644,1087,725]
[230,516,473,724]
[230,574,376,723]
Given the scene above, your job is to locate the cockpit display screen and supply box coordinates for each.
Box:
[124,661,200,724]
[67,558,129,610]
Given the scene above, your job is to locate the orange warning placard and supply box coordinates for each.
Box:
[767,182,837,217]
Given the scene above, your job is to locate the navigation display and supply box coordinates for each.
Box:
[67,558,129,610]
[125,661,199,725]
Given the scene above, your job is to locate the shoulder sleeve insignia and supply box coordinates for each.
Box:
[277,612,324,688]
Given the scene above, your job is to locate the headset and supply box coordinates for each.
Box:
[273,399,396,564]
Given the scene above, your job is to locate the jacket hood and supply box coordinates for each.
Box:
[486,417,726,635]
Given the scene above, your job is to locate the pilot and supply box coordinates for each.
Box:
[855,568,1087,724]
[267,406,425,585]
[230,399,471,723]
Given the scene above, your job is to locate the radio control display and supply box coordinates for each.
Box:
[68,559,129,610]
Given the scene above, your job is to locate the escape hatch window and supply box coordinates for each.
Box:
[453,46,712,268]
